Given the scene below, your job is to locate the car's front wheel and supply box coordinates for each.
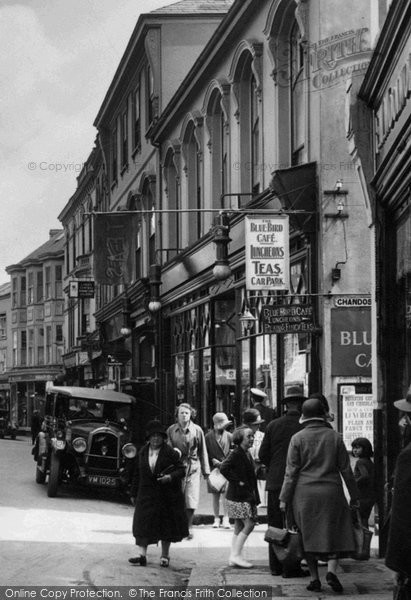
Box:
[47,453,60,497]
[36,464,46,484]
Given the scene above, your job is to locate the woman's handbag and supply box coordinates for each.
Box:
[264,517,304,570]
[352,509,373,561]
[208,467,227,493]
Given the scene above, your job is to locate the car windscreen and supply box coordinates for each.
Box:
[67,397,131,423]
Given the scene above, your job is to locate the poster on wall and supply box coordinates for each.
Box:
[342,394,374,448]
[245,216,290,291]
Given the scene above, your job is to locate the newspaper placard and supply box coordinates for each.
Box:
[245,216,290,291]
[342,394,374,448]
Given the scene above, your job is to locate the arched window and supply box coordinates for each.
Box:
[183,120,203,242]
[206,88,229,208]
[231,46,262,196]
[290,21,306,165]
[163,145,181,257]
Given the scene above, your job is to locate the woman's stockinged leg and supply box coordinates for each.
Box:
[306,554,319,581]
[212,493,220,518]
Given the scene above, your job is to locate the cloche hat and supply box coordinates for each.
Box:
[242,408,265,426]
[213,412,232,429]
[145,420,167,440]
[299,397,326,423]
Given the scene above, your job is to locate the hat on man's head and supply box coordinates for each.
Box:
[213,412,232,429]
[242,408,265,426]
[145,420,167,440]
[394,385,411,413]
[283,385,307,404]
[299,398,326,423]
[250,387,267,399]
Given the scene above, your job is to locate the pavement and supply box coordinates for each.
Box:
[184,479,393,599]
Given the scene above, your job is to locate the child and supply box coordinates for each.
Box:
[351,437,376,529]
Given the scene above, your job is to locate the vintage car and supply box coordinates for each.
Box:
[0,408,17,439]
[33,386,138,498]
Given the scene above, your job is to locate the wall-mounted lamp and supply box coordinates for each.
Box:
[331,267,341,282]
[148,264,162,313]
[239,307,257,335]
[324,183,349,219]
[212,212,232,281]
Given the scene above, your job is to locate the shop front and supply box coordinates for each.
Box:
[159,164,318,429]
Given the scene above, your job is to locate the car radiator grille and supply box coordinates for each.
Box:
[87,431,119,471]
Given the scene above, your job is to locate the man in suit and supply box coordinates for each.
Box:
[259,386,308,578]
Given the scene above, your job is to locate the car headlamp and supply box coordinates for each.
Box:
[122,443,137,459]
[72,437,87,453]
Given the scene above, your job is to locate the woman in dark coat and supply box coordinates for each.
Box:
[280,398,359,593]
[220,427,260,568]
[129,420,188,567]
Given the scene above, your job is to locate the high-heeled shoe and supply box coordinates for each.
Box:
[306,579,321,592]
[326,572,343,593]
[128,555,147,566]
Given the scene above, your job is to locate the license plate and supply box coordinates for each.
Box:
[87,475,118,487]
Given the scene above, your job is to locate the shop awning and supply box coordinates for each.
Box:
[269,162,317,233]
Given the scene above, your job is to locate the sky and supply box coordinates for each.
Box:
[0,0,178,284]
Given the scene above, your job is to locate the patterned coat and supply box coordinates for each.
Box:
[131,443,188,544]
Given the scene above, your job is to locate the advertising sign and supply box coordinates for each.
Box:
[69,280,95,298]
[262,304,316,334]
[331,308,371,376]
[245,216,290,291]
[342,394,374,448]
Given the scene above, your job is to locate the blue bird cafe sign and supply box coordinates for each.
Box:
[331,303,371,376]
[245,216,290,291]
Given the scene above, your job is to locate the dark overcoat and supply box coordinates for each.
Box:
[220,446,260,505]
[280,420,359,556]
[131,443,188,545]
[385,442,411,576]
[258,411,303,491]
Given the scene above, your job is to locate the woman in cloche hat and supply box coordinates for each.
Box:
[129,420,188,567]
[205,412,233,528]
[279,398,359,594]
